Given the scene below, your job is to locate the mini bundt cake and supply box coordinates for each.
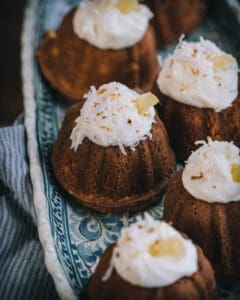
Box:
[163,140,240,280]
[156,38,240,161]
[144,0,206,46]
[37,0,159,101]
[87,214,218,300]
[52,82,176,213]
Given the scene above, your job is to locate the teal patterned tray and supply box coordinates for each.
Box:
[21,0,240,299]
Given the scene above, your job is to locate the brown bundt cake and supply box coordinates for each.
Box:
[163,140,240,280]
[87,215,218,300]
[158,85,240,161]
[144,0,206,46]
[52,82,176,213]
[37,1,159,102]
[156,38,240,161]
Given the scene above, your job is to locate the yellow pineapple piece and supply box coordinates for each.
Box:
[101,0,139,14]
[97,88,107,95]
[133,92,159,115]
[213,54,235,71]
[231,165,240,183]
[148,236,185,258]
[100,0,111,11]
[115,0,140,14]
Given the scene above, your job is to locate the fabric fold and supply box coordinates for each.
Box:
[0,124,59,300]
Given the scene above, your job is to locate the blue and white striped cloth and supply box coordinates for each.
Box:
[0,124,59,300]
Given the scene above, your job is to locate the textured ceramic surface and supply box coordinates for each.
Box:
[22,0,240,299]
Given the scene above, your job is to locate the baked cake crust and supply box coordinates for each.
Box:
[51,102,176,213]
[87,242,218,300]
[37,8,159,102]
[157,83,240,161]
[163,171,240,280]
[145,0,206,46]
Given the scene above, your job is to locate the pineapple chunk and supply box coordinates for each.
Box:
[97,88,107,95]
[115,0,140,14]
[148,236,185,258]
[231,165,240,183]
[101,0,140,14]
[213,54,235,71]
[133,92,159,115]
[100,0,110,10]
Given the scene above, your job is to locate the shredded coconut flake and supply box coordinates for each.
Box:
[70,82,157,154]
[73,0,153,49]
[102,214,198,288]
[157,38,238,112]
[183,140,240,203]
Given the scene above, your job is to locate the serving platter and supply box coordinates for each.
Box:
[21,0,240,299]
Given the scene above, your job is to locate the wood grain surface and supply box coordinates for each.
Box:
[0,0,26,126]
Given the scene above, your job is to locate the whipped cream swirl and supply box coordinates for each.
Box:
[103,214,198,288]
[70,82,157,154]
[73,0,153,49]
[182,140,240,203]
[157,38,238,112]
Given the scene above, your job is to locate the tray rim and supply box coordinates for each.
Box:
[21,0,77,299]
[21,0,240,299]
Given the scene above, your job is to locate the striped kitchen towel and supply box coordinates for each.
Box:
[0,124,59,300]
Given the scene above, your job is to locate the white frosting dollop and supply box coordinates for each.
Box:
[70,82,156,154]
[157,38,238,112]
[72,0,153,49]
[103,214,198,288]
[182,140,240,203]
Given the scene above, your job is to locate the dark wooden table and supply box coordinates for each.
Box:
[0,0,26,126]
